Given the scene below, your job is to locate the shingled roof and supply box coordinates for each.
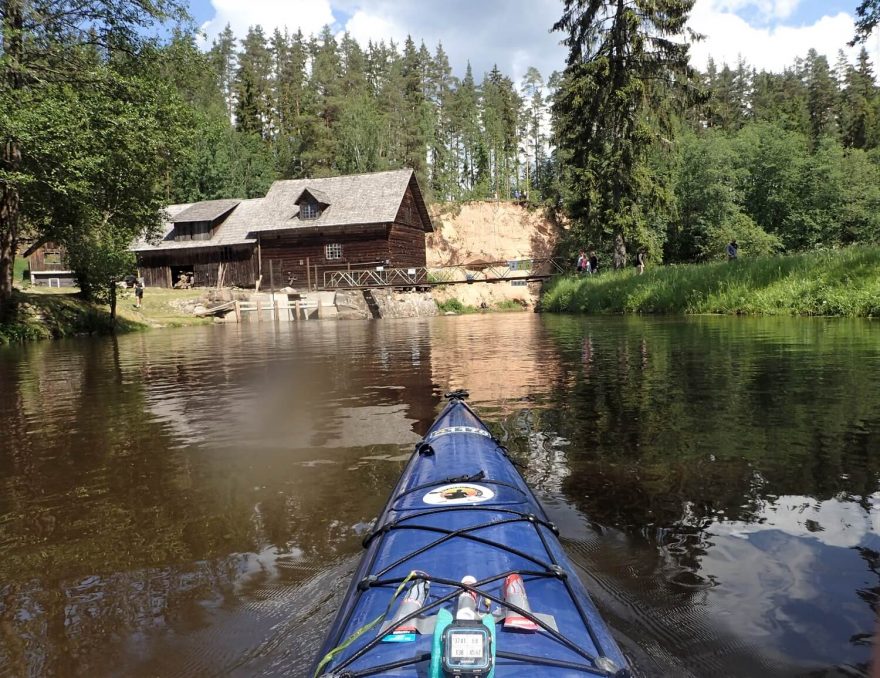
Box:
[132,199,261,252]
[133,168,432,254]
[171,199,240,223]
[258,168,432,233]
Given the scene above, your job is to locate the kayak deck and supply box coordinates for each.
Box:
[316,394,630,677]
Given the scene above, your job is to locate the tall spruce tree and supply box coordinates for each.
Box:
[552,0,698,265]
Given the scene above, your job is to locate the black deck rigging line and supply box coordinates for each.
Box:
[390,475,524,503]
[329,570,605,676]
[322,399,622,676]
[390,470,486,500]
[362,505,558,548]
[343,652,432,677]
[494,650,612,676]
[371,517,553,578]
[326,500,615,674]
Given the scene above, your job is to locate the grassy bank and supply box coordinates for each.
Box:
[0,287,210,345]
[542,246,880,317]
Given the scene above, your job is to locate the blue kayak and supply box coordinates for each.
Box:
[314,392,631,677]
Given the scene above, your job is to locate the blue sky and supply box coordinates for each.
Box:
[185,1,879,82]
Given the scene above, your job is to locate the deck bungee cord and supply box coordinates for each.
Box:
[313,391,631,678]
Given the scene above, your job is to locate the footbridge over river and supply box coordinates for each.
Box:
[321,258,567,290]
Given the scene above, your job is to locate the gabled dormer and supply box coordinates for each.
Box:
[170,199,240,241]
[294,188,330,221]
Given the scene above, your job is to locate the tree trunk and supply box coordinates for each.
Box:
[109,280,117,329]
[0,198,17,318]
[613,232,627,270]
[0,1,25,319]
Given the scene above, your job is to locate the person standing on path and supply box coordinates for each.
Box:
[134,279,144,308]
[576,250,587,274]
[588,251,599,275]
[727,240,738,260]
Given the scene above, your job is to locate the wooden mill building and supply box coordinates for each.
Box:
[133,168,433,288]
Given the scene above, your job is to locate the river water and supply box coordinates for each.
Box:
[1,314,878,677]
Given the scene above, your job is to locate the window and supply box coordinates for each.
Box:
[300,201,320,220]
[44,250,62,265]
[175,224,191,241]
[325,243,343,260]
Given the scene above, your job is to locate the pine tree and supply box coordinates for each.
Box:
[851,0,880,45]
[428,43,458,200]
[233,26,273,139]
[449,63,481,194]
[521,67,546,201]
[804,49,838,145]
[552,0,698,265]
[399,36,432,185]
[303,26,343,176]
[209,25,238,120]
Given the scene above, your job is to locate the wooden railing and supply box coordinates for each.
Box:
[322,258,566,289]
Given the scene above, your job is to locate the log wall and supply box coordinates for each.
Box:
[136,247,256,288]
[27,242,68,272]
[258,227,391,288]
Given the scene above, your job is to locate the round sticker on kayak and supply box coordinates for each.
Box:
[423,483,495,505]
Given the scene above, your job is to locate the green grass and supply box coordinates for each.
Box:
[542,246,880,317]
[13,256,28,284]
[436,298,478,314]
[0,288,211,345]
[494,299,528,312]
[0,290,144,344]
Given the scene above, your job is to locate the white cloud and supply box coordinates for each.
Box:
[340,0,567,84]
[713,494,878,548]
[200,0,336,45]
[194,0,880,82]
[711,0,802,21]
[344,10,407,48]
[689,0,880,72]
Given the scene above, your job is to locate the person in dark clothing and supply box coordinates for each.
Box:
[727,240,738,260]
[134,280,144,307]
[588,251,599,274]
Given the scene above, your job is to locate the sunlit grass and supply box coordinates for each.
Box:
[542,246,880,317]
[1,288,211,344]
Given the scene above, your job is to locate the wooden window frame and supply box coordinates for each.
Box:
[300,201,320,220]
[324,243,343,260]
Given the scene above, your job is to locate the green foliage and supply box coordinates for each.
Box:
[552,0,699,263]
[0,291,144,345]
[436,298,478,314]
[0,0,188,313]
[851,1,880,44]
[542,247,880,317]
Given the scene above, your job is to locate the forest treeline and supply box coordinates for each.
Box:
[174,26,880,264]
[2,1,879,318]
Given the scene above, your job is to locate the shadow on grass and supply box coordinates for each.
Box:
[0,290,145,344]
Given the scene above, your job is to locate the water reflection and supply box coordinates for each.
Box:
[0,315,878,677]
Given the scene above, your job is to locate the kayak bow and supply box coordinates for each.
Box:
[314,391,631,677]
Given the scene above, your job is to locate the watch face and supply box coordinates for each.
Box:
[449,631,485,659]
[443,626,491,672]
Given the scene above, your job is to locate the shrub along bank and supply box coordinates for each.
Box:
[542,246,880,317]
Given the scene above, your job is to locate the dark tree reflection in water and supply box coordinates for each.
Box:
[0,315,878,677]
